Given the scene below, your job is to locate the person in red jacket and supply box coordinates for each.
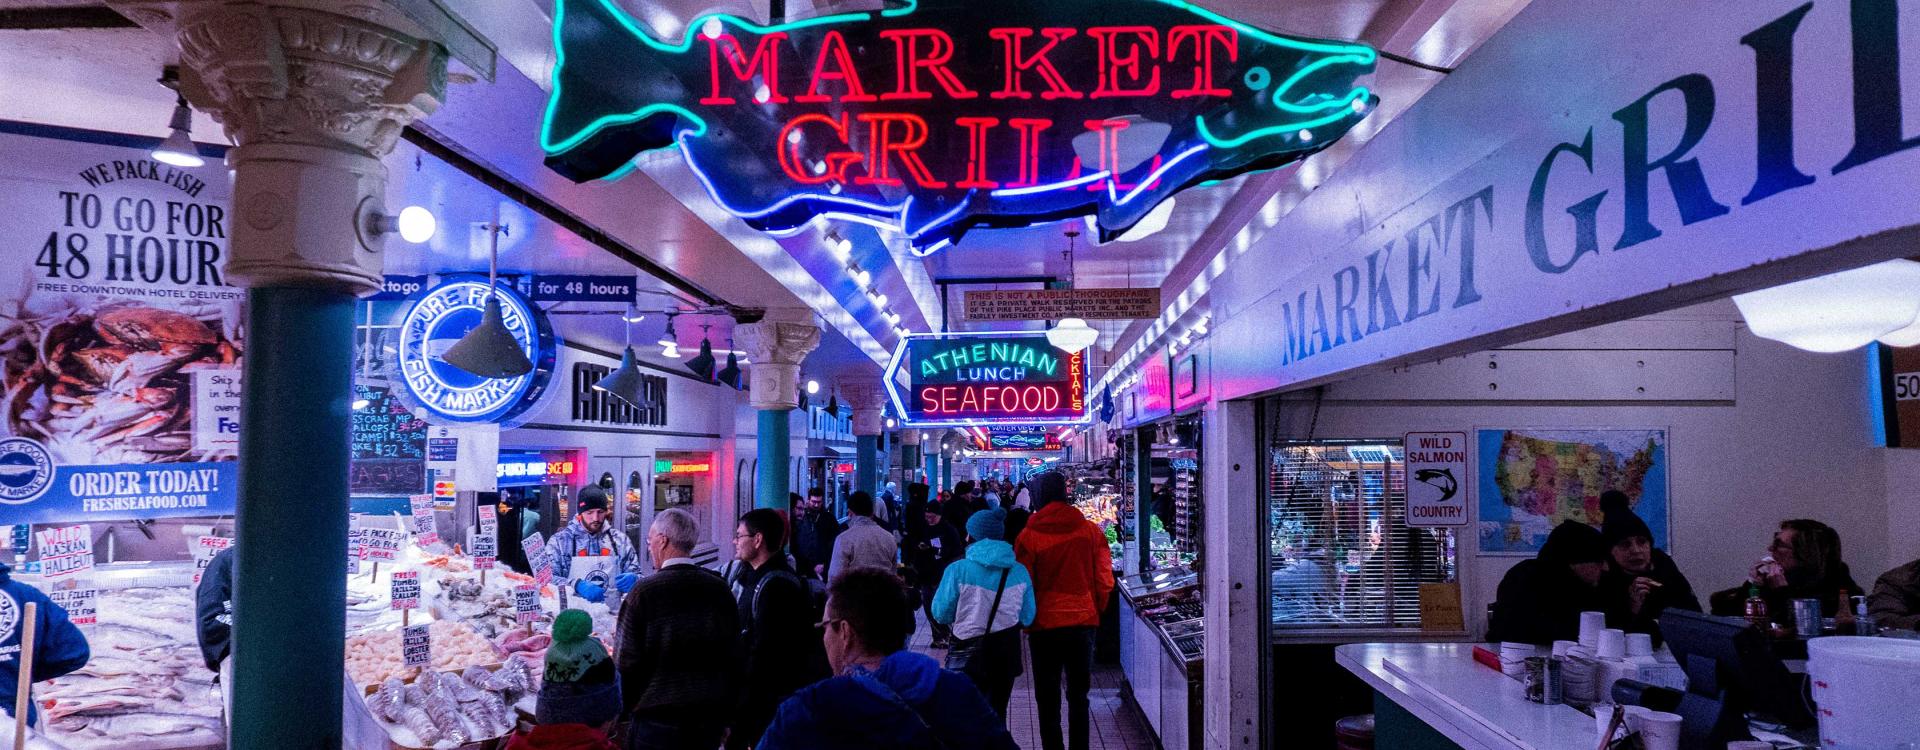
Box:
[1013,472,1115,750]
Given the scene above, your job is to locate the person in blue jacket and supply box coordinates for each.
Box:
[0,562,91,727]
[931,508,1035,721]
[757,569,1015,750]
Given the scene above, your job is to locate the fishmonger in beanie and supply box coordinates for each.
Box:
[508,610,620,750]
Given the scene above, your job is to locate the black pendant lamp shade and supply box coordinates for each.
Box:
[717,350,742,389]
[442,293,533,378]
[686,337,717,381]
[594,346,646,405]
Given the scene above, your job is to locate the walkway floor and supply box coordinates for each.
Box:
[910,613,1158,750]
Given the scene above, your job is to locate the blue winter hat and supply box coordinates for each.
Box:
[967,508,1007,541]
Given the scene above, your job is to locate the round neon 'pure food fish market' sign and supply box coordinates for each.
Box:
[398,280,558,425]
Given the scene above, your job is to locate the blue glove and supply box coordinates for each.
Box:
[573,579,606,603]
[614,572,639,594]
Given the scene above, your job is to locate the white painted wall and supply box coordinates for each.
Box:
[1265,304,1898,637]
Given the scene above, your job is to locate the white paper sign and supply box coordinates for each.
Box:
[48,579,95,626]
[192,535,232,586]
[347,526,364,575]
[361,528,404,562]
[471,525,497,569]
[513,584,540,624]
[522,533,552,586]
[390,570,421,610]
[34,525,93,579]
[409,494,439,545]
[190,369,243,450]
[402,624,431,668]
[1404,432,1470,527]
[477,504,497,534]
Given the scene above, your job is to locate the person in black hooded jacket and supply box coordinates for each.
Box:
[1595,491,1699,643]
[1488,520,1609,645]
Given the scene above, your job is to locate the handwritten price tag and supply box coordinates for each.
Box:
[521,533,552,586]
[49,580,95,626]
[409,495,439,545]
[513,585,540,624]
[477,504,497,535]
[35,525,93,580]
[347,528,364,575]
[390,570,421,610]
[402,624,431,668]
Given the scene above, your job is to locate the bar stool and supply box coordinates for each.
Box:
[1334,713,1375,750]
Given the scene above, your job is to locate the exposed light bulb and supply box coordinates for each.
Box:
[806,379,821,395]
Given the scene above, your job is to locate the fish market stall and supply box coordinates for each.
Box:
[25,563,224,750]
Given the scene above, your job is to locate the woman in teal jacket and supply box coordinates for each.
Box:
[931,508,1035,722]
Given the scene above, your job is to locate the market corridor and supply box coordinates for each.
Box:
[910,613,1157,750]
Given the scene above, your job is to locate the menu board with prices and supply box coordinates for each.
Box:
[350,384,428,496]
[390,571,421,610]
[513,585,540,624]
[402,624,431,668]
[361,529,405,562]
[408,495,439,545]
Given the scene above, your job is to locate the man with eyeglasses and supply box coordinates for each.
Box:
[756,569,1015,749]
[725,509,828,750]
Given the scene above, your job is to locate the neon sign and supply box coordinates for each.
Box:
[886,332,1087,426]
[541,0,1377,253]
[968,425,1064,452]
[398,281,557,425]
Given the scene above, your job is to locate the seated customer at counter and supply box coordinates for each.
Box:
[1597,491,1699,642]
[1488,521,1608,645]
[1867,556,1920,630]
[1709,519,1862,618]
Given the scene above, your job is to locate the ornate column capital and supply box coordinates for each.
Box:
[737,319,821,411]
[842,378,890,437]
[168,2,447,294]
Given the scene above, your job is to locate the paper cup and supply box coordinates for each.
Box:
[1597,629,1627,660]
[1593,704,1623,743]
[1552,640,1577,658]
[1626,632,1654,658]
[1579,611,1607,648]
[1630,709,1683,750]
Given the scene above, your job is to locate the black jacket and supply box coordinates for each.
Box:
[1709,562,1863,619]
[617,563,739,724]
[791,509,840,579]
[907,520,963,591]
[729,559,830,750]
[195,547,234,672]
[1599,549,1701,644]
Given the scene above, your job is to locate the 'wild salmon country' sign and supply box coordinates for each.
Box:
[541,0,1378,253]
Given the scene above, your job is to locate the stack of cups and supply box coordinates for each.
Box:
[1626,706,1683,750]
[1498,642,1539,677]
[1595,629,1630,704]
[1552,640,1577,658]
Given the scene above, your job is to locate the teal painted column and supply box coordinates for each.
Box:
[233,287,354,747]
[941,453,952,491]
[738,316,821,514]
[1134,427,1155,575]
[855,435,879,496]
[757,410,791,510]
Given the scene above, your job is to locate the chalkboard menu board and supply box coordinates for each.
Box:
[351,384,428,495]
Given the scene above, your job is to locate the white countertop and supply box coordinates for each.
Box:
[1335,642,1601,750]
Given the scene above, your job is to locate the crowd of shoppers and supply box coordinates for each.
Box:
[490,470,1119,749]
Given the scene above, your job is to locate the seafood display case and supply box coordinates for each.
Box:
[1115,565,1203,750]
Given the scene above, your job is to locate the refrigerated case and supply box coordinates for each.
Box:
[1117,566,1203,750]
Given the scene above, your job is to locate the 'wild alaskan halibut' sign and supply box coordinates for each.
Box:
[540,0,1377,253]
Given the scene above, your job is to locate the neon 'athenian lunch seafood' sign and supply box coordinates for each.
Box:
[540,0,1377,253]
[886,331,1087,426]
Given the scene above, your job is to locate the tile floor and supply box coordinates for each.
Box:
[910,613,1159,750]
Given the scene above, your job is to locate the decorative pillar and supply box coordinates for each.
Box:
[738,313,821,510]
[900,429,922,484]
[844,380,887,497]
[169,3,445,746]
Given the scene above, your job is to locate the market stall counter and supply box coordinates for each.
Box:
[1116,566,1202,750]
[1336,642,1594,750]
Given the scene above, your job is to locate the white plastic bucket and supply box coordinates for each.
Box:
[1806,636,1920,749]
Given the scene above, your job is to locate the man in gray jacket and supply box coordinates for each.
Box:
[831,491,898,581]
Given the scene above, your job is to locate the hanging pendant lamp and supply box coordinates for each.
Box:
[716,338,742,389]
[686,324,717,381]
[658,313,681,358]
[594,303,646,405]
[443,214,533,378]
[1046,229,1099,354]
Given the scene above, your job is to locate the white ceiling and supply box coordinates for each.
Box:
[0,0,1535,391]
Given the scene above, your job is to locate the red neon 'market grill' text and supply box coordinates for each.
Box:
[702,23,1240,189]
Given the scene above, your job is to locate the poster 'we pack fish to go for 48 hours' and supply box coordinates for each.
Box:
[0,126,240,526]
